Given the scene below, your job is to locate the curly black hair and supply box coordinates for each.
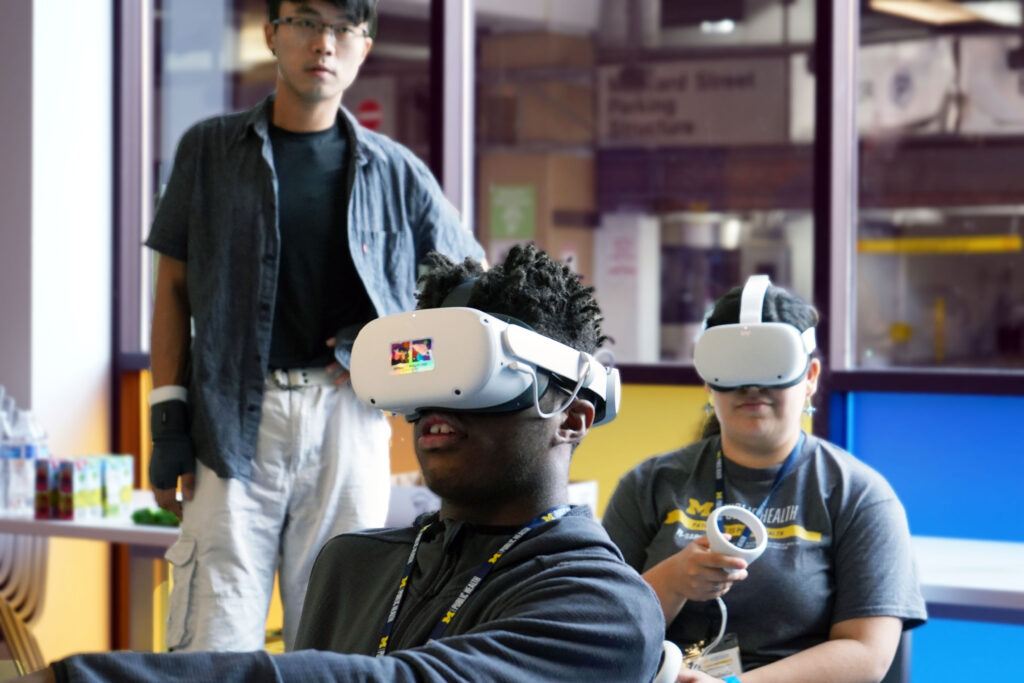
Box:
[416,244,606,354]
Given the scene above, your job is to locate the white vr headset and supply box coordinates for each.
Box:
[350,307,621,425]
[693,274,816,391]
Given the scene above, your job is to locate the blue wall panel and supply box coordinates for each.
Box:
[843,392,1024,681]
[846,391,1024,541]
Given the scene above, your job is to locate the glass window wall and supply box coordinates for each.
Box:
[126,1,823,372]
[856,5,1024,370]
[473,0,818,366]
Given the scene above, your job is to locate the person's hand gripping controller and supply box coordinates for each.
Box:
[661,506,762,603]
[702,505,768,596]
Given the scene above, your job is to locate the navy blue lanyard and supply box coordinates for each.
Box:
[714,432,805,548]
[376,505,571,657]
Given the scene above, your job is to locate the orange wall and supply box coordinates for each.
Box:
[33,541,111,661]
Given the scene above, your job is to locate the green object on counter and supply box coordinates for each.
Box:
[131,507,180,526]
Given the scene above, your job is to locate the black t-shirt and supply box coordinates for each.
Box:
[268,116,374,368]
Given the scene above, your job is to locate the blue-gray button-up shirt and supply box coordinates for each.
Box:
[146,95,485,480]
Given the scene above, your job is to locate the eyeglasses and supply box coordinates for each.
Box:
[271,16,370,44]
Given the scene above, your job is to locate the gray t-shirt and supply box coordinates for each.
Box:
[603,432,927,670]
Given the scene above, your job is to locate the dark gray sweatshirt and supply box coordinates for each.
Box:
[56,506,666,682]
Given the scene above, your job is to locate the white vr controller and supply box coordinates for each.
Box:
[706,505,768,573]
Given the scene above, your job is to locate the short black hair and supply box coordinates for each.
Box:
[416,244,606,355]
[705,283,818,333]
[267,0,378,36]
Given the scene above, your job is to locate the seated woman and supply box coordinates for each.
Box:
[603,276,926,683]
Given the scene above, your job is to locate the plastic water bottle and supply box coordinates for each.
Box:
[0,395,15,441]
[2,408,43,516]
[0,397,9,512]
[22,410,49,460]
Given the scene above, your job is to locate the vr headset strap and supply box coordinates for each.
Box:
[800,327,817,354]
[441,278,478,308]
[739,274,771,324]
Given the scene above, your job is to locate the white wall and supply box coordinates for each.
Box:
[32,0,113,454]
[0,0,114,660]
[0,1,112,444]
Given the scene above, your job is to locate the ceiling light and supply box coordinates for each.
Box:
[870,0,988,25]
[700,19,736,34]
[966,2,1021,26]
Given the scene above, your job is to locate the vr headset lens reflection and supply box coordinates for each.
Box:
[693,275,816,391]
[350,307,620,424]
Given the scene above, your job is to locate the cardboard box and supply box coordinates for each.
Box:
[31,455,134,519]
[479,80,594,145]
[478,152,596,285]
[101,455,135,518]
[34,459,59,519]
[480,32,594,71]
[56,458,103,520]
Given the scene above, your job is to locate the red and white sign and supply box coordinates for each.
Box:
[355,98,383,130]
[345,77,396,137]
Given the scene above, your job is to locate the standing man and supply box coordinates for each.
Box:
[146,0,484,652]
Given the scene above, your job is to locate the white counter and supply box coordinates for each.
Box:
[0,490,178,548]
[912,535,1024,622]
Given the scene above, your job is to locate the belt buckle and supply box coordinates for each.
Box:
[269,367,324,390]
[270,369,294,390]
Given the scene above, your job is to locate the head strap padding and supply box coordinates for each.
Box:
[739,274,771,324]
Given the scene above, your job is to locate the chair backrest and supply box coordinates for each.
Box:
[0,534,48,625]
[0,593,46,675]
[880,630,912,683]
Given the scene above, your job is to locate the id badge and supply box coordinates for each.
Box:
[696,633,743,677]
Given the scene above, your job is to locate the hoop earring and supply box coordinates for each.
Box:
[803,398,817,416]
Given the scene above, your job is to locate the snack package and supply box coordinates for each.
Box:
[56,458,103,520]
[34,458,59,519]
[101,455,135,518]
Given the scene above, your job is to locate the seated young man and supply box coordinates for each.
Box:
[19,245,666,683]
